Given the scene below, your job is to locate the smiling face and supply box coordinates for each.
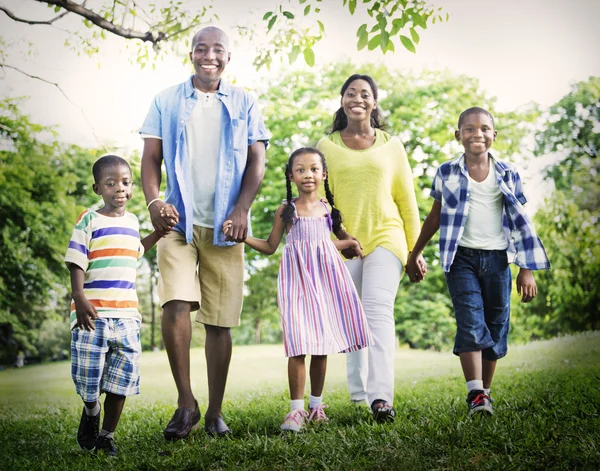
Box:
[93,164,133,216]
[189,27,230,92]
[455,112,497,158]
[341,79,377,124]
[289,152,326,195]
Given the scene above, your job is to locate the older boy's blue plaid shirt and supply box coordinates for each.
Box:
[430,154,550,273]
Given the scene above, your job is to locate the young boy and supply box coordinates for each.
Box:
[406,107,550,416]
[65,155,176,455]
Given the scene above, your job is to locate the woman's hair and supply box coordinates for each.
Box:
[329,74,386,133]
[281,147,343,234]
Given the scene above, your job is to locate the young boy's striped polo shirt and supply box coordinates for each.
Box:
[65,209,144,329]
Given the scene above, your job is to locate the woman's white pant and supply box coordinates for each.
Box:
[345,247,402,406]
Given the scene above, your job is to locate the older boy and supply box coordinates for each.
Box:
[406,107,550,416]
[66,155,172,455]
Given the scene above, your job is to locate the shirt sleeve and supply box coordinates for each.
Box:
[64,211,92,272]
[511,169,528,205]
[139,94,163,138]
[392,139,421,250]
[430,167,443,202]
[246,92,270,149]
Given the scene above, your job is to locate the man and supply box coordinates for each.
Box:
[139,25,268,439]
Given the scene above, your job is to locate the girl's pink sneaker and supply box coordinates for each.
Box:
[308,404,329,423]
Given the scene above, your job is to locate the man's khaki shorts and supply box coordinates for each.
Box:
[156,226,244,327]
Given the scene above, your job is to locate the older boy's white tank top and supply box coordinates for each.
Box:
[459,162,509,250]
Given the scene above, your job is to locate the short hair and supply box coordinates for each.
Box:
[458,107,495,129]
[92,155,131,183]
[190,25,230,51]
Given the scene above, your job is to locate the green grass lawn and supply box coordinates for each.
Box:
[1,332,599,470]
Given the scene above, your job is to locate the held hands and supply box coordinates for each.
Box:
[516,268,537,303]
[223,219,247,242]
[224,207,249,242]
[406,252,428,283]
[343,239,364,259]
[148,200,179,237]
[73,294,98,331]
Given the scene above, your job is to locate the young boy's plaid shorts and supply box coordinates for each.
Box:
[71,318,141,402]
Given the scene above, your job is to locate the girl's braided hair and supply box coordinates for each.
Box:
[281,147,343,234]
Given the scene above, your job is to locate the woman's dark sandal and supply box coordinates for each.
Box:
[371,399,396,423]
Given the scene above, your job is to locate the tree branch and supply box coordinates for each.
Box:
[34,0,165,45]
[0,63,99,144]
[0,5,69,25]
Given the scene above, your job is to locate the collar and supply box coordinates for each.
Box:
[452,152,507,177]
[185,75,230,98]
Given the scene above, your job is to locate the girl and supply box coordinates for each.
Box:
[223,147,372,432]
[316,74,426,422]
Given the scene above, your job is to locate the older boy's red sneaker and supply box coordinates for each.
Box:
[466,390,494,416]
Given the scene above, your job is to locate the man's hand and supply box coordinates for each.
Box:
[224,207,249,242]
[73,294,98,331]
[148,201,179,237]
[516,268,537,303]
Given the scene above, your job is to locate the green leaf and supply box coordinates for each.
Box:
[289,45,300,64]
[315,8,320,12]
[349,0,357,15]
[399,35,416,53]
[317,20,325,32]
[390,18,403,36]
[410,27,420,44]
[367,34,381,50]
[283,11,294,20]
[304,5,311,15]
[381,31,389,49]
[267,15,277,31]
[357,32,369,50]
[385,40,395,53]
[53,6,61,12]
[299,0,307,3]
[303,47,315,67]
[262,11,273,20]
[357,23,367,37]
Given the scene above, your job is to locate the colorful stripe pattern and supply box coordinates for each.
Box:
[65,210,144,329]
[278,201,373,357]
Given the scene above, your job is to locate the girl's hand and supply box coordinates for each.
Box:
[348,240,364,259]
[73,295,98,331]
[222,219,233,236]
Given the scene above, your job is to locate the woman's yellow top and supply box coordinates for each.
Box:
[316,129,420,267]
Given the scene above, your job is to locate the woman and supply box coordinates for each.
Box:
[316,74,425,422]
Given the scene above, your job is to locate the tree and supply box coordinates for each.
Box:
[1,0,446,71]
[511,77,600,338]
[0,98,98,363]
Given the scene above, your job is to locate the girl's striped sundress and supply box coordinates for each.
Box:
[278,200,372,357]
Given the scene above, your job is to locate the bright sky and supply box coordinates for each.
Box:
[1,0,598,209]
[1,0,598,148]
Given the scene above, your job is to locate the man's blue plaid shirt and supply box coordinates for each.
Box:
[430,153,550,273]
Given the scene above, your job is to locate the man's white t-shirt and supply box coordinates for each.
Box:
[185,90,222,228]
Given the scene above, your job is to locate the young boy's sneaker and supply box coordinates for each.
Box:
[308,404,329,424]
[466,390,494,416]
[77,407,100,450]
[95,435,117,456]
[280,409,308,432]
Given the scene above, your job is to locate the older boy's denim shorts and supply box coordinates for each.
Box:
[445,246,511,361]
[71,318,141,401]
